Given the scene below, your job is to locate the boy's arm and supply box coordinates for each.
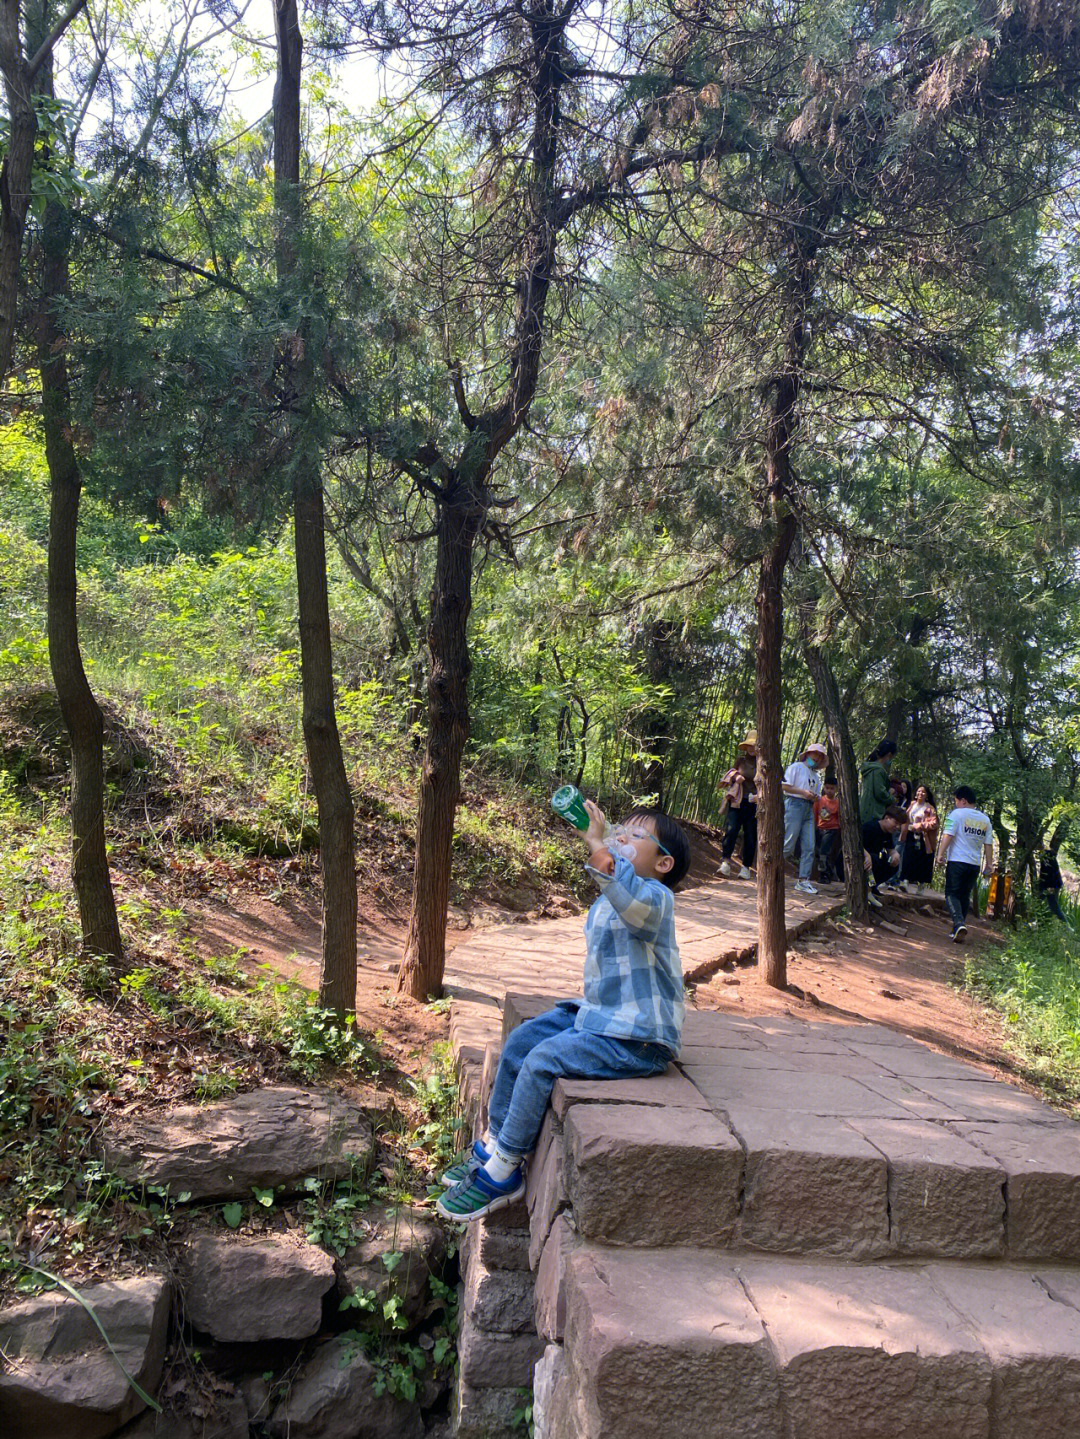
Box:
[586,856,671,937]
[982,840,995,875]
[582,799,614,876]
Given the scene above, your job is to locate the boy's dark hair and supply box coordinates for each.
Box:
[824,771,837,786]
[954,784,977,803]
[883,804,908,824]
[874,738,898,759]
[624,808,691,889]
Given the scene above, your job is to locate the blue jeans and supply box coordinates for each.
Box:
[488,1003,670,1157]
[784,798,816,879]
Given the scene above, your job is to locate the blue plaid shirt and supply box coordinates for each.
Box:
[575,855,684,1055]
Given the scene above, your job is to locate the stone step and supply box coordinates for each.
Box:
[534,1007,1080,1264]
[535,1243,1080,1439]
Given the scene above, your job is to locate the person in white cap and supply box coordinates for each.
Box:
[783,742,827,895]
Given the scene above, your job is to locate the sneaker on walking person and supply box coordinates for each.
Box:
[738,865,752,880]
[868,890,883,910]
[794,878,818,895]
[952,923,968,943]
[720,860,734,877]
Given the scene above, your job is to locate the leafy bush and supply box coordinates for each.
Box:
[962,909,1080,1105]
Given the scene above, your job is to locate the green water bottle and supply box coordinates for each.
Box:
[551,784,591,831]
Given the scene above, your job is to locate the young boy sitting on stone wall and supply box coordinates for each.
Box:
[436,799,690,1222]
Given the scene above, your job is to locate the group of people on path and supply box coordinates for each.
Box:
[718,730,999,942]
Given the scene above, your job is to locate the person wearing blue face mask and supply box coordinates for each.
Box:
[783,742,827,895]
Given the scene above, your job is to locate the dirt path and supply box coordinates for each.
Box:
[694,904,1018,1080]
[177,852,1024,1097]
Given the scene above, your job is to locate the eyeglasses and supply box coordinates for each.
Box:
[613,825,673,857]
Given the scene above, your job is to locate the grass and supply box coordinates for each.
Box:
[961,891,1080,1107]
[0,776,467,1298]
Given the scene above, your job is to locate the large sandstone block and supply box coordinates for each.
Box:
[551,1066,710,1118]
[534,1213,575,1342]
[459,1218,531,1274]
[453,1381,526,1439]
[929,1263,1080,1439]
[844,1040,989,1082]
[728,1106,890,1259]
[911,1078,1066,1126]
[457,1311,545,1388]
[565,1103,742,1247]
[532,1344,571,1439]
[0,1274,171,1439]
[952,1121,1080,1260]
[856,1072,969,1121]
[464,1251,537,1335]
[562,1245,783,1439]
[266,1336,423,1439]
[691,1065,912,1118]
[847,1117,1006,1257]
[738,1256,991,1439]
[101,1087,373,1201]
[527,1114,567,1270]
[183,1235,334,1342]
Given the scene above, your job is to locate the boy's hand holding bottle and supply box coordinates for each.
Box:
[583,799,615,875]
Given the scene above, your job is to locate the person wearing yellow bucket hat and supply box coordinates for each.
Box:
[737,729,758,756]
[783,742,827,894]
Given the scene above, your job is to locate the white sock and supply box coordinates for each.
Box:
[483,1144,522,1184]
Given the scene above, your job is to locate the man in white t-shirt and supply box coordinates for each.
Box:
[937,785,995,942]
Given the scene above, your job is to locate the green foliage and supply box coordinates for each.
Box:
[408,1042,465,1174]
[340,1265,459,1405]
[301,1171,372,1256]
[962,910,1080,1105]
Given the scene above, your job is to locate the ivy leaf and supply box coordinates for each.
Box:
[222,1202,243,1229]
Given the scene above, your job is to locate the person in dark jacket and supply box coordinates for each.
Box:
[859,739,898,824]
[863,806,906,893]
[1038,851,1069,925]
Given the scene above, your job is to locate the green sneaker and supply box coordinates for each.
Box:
[440,1140,490,1188]
[437,1165,526,1223]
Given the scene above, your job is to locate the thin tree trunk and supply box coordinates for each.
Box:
[754,219,824,988]
[755,502,797,989]
[398,490,483,999]
[274,0,357,1015]
[0,0,88,381]
[803,640,868,922]
[0,1,37,381]
[32,16,122,963]
[39,228,124,961]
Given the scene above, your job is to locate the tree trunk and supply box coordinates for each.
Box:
[40,232,124,962]
[0,0,37,381]
[274,0,357,1015]
[755,504,797,988]
[803,640,868,922]
[398,489,483,999]
[33,21,122,963]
